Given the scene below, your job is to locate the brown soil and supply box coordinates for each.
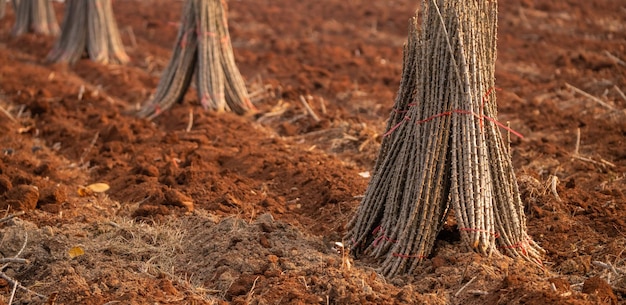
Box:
[0,0,625,304]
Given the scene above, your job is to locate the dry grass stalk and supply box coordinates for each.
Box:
[11,0,59,36]
[565,82,616,111]
[571,128,616,168]
[299,95,320,122]
[186,108,194,132]
[244,276,260,303]
[0,103,17,123]
[79,131,99,166]
[125,25,138,49]
[138,0,253,119]
[549,175,562,202]
[469,290,489,296]
[592,260,621,275]
[454,276,477,297]
[47,0,129,65]
[0,232,46,302]
[0,258,28,264]
[604,50,626,67]
[0,211,25,224]
[345,0,543,277]
[613,85,626,102]
[319,97,327,115]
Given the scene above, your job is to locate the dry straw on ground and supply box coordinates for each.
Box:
[11,0,59,36]
[137,0,253,119]
[345,0,544,277]
[47,0,129,65]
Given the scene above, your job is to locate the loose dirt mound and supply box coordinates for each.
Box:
[0,0,624,304]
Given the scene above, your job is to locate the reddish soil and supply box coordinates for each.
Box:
[0,0,625,304]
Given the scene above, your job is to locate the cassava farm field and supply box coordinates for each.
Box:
[0,0,625,304]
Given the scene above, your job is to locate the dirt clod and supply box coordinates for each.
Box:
[549,277,571,294]
[163,188,194,211]
[4,184,39,211]
[582,276,617,305]
[0,175,12,194]
[39,185,68,205]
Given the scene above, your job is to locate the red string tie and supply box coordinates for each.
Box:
[383,116,410,137]
[459,227,501,238]
[392,253,426,259]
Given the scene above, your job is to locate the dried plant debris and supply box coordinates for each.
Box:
[11,0,60,36]
[345,0,544,277]
[47,0,129,65]
[137,0,253,119]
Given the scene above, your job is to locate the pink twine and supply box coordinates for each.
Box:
[383,87,522,139]
[201,93,226,109]
[197,30,218,37]
[392,253,426,259]
[244,98,258,111]
[372,225,382,235]
[372,234,397,247]
[459,227,500,238]
[180,31,189,48]
[479,87,500,129]
[194,30,230,45]
[498,239,533,256]
[391,103,417,114]
[371,226,397,247]
[154,105,162,115]
[383,109,523,139]
[382,116,410,137]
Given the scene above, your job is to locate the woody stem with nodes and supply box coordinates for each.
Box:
[137,0,254,119]
[345,0,544,277]
[47,0,129,65]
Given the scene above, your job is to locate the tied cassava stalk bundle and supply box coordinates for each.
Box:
[345,0,543,277]
[11,0,59,36]
[47,0,129,65]
[137,0,253,119]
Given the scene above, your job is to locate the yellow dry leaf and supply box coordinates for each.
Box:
[17,126,33,134]
[68,246,85,258]
[86,183,110,193]
[77,186,91,197]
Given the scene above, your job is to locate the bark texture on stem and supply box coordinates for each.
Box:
[345,0,543,277]
[12,0,59,36]
[47,0,129,65]
[137,0,253,119]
